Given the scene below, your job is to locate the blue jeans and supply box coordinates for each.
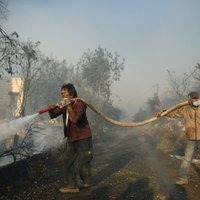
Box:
[180,140,200,180]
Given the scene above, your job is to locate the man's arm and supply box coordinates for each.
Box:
[156,107,184,118]
[48,105,65,119]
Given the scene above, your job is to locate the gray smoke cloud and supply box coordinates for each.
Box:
[0,113,39,142]
[33,124,64,153]
[0,114,65,167]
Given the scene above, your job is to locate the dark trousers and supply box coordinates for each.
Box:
[64,137,93,187]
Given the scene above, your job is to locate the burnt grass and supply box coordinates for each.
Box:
[1,127,200,200]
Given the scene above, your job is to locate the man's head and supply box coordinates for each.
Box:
[188,91,199,99]
[61,83,78,99]
[188,91,200,107]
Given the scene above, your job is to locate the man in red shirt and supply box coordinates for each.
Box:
[49,83,92,193]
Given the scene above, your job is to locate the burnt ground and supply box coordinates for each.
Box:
[1,127,200,200]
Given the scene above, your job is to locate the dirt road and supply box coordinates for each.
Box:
[56,127,200,200]
[1,126,200,200]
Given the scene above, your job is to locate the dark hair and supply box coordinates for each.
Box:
[188,91,199,99]
[61,83,78,98]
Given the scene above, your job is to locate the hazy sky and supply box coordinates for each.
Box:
[2,0,200,114]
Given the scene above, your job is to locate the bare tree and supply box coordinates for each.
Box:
[9,41,44,116]
[0,0,8,20]
[29,57,72,112]
[192,63,200,82]
[167,69,191,98]
[147,93,162,113]
[0,32,20,76]
[0,122,41,164]
[0,1,21,77]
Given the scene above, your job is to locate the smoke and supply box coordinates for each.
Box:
[33,124,64,153]
[136,128,174,199]
[0,114,65,167]
[0,113,64,152]
[0,113,39,142]
[0,156,13,167]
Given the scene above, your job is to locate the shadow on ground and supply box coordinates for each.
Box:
[168,185,187,200]
[116,177,153,200]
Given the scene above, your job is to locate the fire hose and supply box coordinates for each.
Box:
[39,98,188,127]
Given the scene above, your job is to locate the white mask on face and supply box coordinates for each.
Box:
[192,100,200,107]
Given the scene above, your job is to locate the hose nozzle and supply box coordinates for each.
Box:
[38,105,56,114]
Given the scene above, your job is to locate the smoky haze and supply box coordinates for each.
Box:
[2,0,200,114]
[0,116,64,167]
[0,114,39,142]
[1,2,200,198]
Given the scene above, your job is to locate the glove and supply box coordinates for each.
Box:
[156,109,167,118]
[156,112,162,118]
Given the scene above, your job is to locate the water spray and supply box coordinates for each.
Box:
[0,113,39,142]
